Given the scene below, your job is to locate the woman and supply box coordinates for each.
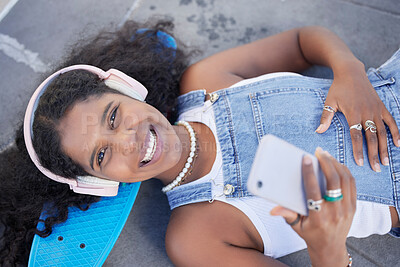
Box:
[2,20,400,266]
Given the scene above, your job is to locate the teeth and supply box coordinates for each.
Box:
[141,129,157,163]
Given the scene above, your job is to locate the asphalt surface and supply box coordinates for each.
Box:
[1,0,400,266]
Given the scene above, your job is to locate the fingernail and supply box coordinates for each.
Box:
[315,124,323,132]
[357,158,364,166]
[397,139,400,147]
[383,157,389,166]
[315,147,323,153]
[374,163,381,172]
[304,155,312,165]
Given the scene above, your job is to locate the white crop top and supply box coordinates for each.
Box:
[177,72,392,258]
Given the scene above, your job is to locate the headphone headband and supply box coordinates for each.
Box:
[23,65,148,196]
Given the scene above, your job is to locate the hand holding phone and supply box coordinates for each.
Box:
[247,135,357,266]
[269,144,357,267]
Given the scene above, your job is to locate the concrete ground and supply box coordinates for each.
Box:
[1,0,399,266]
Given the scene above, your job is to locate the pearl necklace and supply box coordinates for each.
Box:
[161,121,197,193]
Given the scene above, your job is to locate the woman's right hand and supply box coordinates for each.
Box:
[271,147,356,267]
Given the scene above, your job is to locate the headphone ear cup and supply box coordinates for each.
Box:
[71,176,119,196]
[104,79,145,101]
[77,175,119,187]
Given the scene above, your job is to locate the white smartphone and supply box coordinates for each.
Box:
[247,134,326,215]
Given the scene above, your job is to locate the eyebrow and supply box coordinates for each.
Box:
[89,101,113,171]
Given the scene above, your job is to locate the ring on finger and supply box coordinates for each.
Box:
[288,213,301,226]
[323,194,343,202]
[307,199,323,212]
[365,120,377,133]
[323,105,336,113]
[350,123,362,131]
[325,188,342,198]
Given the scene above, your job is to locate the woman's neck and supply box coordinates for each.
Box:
[156,122,217,186]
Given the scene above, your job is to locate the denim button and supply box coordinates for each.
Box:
[223,184,235,195]
[209,93,219,103]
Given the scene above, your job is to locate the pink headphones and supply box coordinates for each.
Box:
[24,65,148,197]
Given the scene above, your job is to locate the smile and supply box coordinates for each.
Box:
[140,129,157,164]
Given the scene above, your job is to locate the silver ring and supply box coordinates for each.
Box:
[323,105,336,113]
[350,123,362,131]
[365,120,377,133]
[325,189,342,198]
[307,199,324,212]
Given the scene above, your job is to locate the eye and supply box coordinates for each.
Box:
[109,105,119,129]
[97,147,107,166]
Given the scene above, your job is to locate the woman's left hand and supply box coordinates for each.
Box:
[315,60,400,172]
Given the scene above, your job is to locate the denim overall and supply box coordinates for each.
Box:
[167,49,400,237]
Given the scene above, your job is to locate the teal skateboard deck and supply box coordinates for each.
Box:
[28,182,140,267]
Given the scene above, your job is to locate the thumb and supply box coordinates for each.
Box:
[315,104,336,133]
[270,206,298,224]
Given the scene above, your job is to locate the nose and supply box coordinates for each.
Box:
[108,118,140,156]
[108,112,146,156]
[109,130,138,156]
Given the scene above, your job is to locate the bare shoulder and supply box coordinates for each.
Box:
[165,201,284,267]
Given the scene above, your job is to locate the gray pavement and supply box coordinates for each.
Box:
[1,0,399,266]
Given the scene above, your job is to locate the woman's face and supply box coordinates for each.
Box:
[57,92,182,183]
